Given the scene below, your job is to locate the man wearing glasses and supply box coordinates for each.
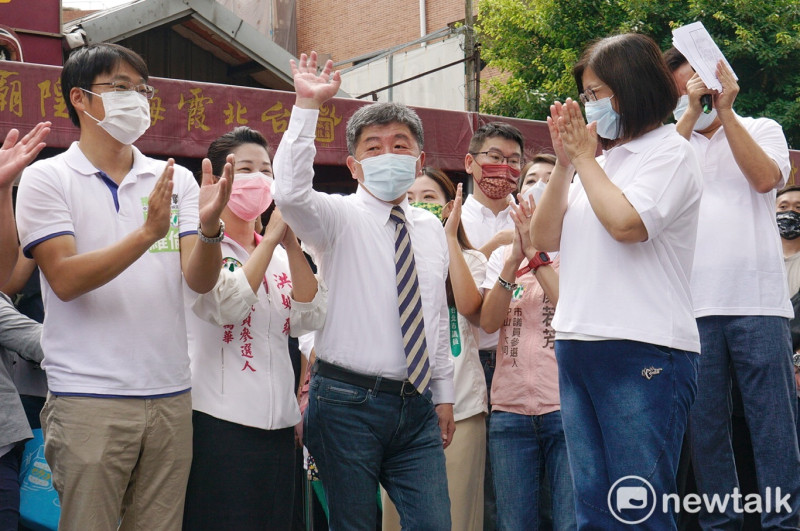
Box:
[15,43,232,530]
[459,121,525,530]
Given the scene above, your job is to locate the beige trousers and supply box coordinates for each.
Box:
[41,392,193,531]
[382,412,486,530]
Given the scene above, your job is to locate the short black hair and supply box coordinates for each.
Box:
[346,102,424,156]
[468,122,525,156]
[662,47,688,72]
[777,185,800,199]
[61,43,149,127]
[573,34,679,145]
[207,126,270,176]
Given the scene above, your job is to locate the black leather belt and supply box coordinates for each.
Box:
[313,359,419,397]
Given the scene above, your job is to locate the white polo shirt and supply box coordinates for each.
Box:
[689,115,792,318]
[15,142,199,396]
[554,124,703,353]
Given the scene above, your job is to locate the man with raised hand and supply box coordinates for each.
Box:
[273,52,454,530]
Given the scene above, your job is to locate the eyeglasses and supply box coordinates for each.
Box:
[90,82,155,100]
[578,84,606,104]
[471,150,523,168]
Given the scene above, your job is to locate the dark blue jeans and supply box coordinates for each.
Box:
[0,444,22,531]
[690,315,800,530]
[305,373,450,531]
[556,340,698,530]
[489,410,576,530]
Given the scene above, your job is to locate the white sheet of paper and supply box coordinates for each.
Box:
[672,21,737,92]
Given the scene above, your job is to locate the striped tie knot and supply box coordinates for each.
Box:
[390,205,406,226]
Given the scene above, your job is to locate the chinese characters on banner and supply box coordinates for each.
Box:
[0,61,350,163]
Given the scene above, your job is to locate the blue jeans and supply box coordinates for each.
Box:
[489,410,576,530]
[0,445,22,531]
[304,373,450,531]
[690,315,800,530]
[556,340,698,530]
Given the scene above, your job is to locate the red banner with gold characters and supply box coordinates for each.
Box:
[0,60,797,178]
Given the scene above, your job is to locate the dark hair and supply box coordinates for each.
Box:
[573,33,679,145]
[61,43,149,127]
[517,152,556,193]
[419,167,474,308]
[777,185,800,199]
[346,102,424,155]
[662,47,689,73]
[207,126,270,176]
[468,122,525,156]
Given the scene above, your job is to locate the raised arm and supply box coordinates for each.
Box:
[181,156,233,294]
[0,122,50,285]
[713,62,784,193]
[530,102,574,251]
[272,52,343,249]
[444,183,483,325]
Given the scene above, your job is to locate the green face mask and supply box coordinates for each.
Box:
[411,201,444,221]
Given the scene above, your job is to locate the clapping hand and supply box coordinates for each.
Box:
[198,155,234,237]
[551,98,596,165]
[0,121,51,188]
[443,182,464,241]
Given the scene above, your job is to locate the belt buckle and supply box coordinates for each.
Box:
[400,380,418,397]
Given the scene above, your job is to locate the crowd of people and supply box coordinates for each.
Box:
[0,29,799,531]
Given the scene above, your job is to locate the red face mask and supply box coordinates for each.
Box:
[476,164,521,200]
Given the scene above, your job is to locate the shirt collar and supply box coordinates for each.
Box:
[608,123,675,155]
[463,193,514,219]
[64,141,158,181]
[355,185,415,229]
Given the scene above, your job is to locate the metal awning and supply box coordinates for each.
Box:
[62,0,347,94]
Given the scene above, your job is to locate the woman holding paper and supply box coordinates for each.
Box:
[531,33,703,529]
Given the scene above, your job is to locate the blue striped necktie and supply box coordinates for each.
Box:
[390,205,431,393]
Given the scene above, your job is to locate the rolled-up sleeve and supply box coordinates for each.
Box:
[190,268,259,326]
[289,277,328,336]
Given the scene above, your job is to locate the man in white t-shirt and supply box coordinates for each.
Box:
[15,43,232,531]
[459,122,525,529]
[666,47,800,529]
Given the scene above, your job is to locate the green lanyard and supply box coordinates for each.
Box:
[449,306,461,357]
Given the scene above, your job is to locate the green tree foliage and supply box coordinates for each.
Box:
[477,0,800,147]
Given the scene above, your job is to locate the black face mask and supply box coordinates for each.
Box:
[777,210,800,240]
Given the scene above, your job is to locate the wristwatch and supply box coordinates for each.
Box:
[516,251,552,278]
[793,352,800,368]
[197,219,225,244]
[497,275,518,292]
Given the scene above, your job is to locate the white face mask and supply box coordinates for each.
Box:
[584,96,621,140]
[673,94,718,131]
[82,89,151,145]
[522,178,547,206]
[355,153,420,202]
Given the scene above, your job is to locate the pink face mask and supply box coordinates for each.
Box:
[476,164,521,200]
[227,173,273,221]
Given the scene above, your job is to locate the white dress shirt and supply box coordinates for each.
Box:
[185,236,326,430]
[273,106,454,404]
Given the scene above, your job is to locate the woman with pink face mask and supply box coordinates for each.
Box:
[182,127,325,530]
